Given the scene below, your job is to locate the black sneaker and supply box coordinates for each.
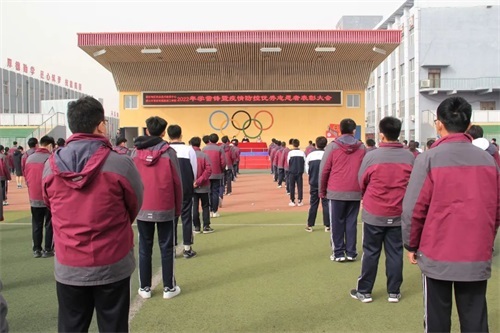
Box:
[42,250,54,258]
[194,227,201,234]
[33,250,42,258]
[203,227,214,234]
[183,248,197,259]
[350,289,373,303]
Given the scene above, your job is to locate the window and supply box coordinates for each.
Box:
[428,68,441,88]
[124,95,138,109]
[480,101,496,110]
[400,64,405,88]
[392,103,396,116]
[3,81,8,95]
[410,59,415,84]
[347,94,360,108]
[385,73,388,89]
[392,69,396,91]
[400,101,405,118]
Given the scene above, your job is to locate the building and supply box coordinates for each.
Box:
[335,16,383,30]
[78,30,400,148]
[0,66,117,147]
[365,0,500,143]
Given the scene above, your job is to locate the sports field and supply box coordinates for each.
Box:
[1,171,498,332]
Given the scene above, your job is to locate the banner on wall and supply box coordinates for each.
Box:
[142,91,342,106]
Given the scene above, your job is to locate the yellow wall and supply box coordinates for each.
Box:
[119,91,366,146]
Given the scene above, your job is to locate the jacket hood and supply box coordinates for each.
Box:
[134,136,169,166]
[335,134,363,154]
[50,133,112,190]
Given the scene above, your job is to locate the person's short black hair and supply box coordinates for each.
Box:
[276,140,281,146]
[292,139,300,148]
[0,145,4,152]
[56,138,66,147]
[308,140,313,145]
[340,118,356,134]
[116,137,127,145]
[146,116,168,136]
[221,135,229,144]
[18,146,24,151]
[426,139,435,149]
[40,135,55,147]
[492,138,497,142]
[379,116,402,141]
[289,138,294,145]
[13,141,17,145]
[467,125,484,139]
[403,140,408,145]
[167,124,182,140]
[190,136,201,147]
[27,138,38,148]
[281,141,286,147]
[436,97,472,133]
[4,147,9,153]
[315,136,327,149]
[209,133,219,143]
[67,96,105,134]
[366,139,376,147]
[202,135,210,144]
[409,141,418,151]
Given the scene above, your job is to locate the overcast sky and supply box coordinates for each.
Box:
[0,0,497,113]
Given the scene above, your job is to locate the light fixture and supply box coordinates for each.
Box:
[315,46,336,52]
[372,46,387,55]
[196,47,218,53]
[93,49,106,57]
[141,48,162,54]
[260,47,282,53]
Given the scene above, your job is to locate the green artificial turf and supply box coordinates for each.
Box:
[1,211,499,333]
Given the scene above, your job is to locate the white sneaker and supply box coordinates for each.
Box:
[288,201,296,207]
[297,201,304,207]
[324,227,331,232]
[277,185,282,188]
[388,293,401,303]
[163,286,181,299]
[138,287,152,299]
[212,212,220,218]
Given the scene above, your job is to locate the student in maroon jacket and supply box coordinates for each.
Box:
[221,135,235,196]
[25,135,55,258]
[202,133,226,217]
[320,118,366,262]
[190,136,214,234]
[230,139,240,179]
[0,146,11,206]
[402,97,499,333]
[132,117,182,300]
[268,138,277,174]
[350,117,414,303]
[468,125,500,166]
[21,138,38,176]
[113,137,130,155]
[277,141,286,188]
[43,96,143,333]
[282,139,292,194]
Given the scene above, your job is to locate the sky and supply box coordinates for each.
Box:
[1,0,497,113]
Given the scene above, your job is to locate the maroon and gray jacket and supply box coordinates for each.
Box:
[21,147,36,175]
[305,144,316,156]
[281,146,290,171]
[113,145,130,156]
[231,145,240,163]
[193,147,212,194]
[359,142,414,227]
[402,133,500,282]
[0,154,11,182]
[202,143,226,180]
[25,148,52,207]
[221,143,235,171]
[132,136,182,221]
[270,145,279,166]
[42,134,143,286]
[319,135,366,200]
[276,147,285,169]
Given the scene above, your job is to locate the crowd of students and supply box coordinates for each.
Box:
[0,95,499,333]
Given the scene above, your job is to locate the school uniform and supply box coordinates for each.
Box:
[192,147,213,230]
[356,142,414,295]
[287,148,306,204]
[305,149,329,227]
[202,143,226,213]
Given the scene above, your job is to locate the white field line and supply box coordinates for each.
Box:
[129,269,163,323]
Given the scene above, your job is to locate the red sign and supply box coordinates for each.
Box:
[143,91,342,106]
[5,58,83,91]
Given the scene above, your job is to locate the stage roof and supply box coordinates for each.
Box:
[78,30,400,92]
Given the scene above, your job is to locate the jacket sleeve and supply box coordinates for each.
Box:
[358,155,372,196]
[219,148,226,171]
[319,150,334,198]
[189,147,198,181]
[121,157,144,223]
[402,155,432,252]
[495,164,500,238]
[169,150,183,217]
[196,157,212,185]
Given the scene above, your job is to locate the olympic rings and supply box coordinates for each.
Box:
[208,110,274,134]
[242,118,263,139]
[209,110,229,131]
[231,110,251,130]
[220,119,241,138]
[253,110,274,131]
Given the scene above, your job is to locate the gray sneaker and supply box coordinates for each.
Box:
[388,293,401,303]
[350,289,373,303]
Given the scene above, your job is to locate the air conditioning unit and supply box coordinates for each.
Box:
[420,79,431,88]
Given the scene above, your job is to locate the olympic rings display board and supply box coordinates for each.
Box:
[209,110,274,139]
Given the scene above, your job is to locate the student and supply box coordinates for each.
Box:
[426,139,435,150]
[25,136,55,258]
[268,138,277,174]
[220,135,235,196]
[132,116,181,299]
[0,146,10,207]
[467,125,500,166]
[12,147,24,189]
[242,137,250,143]
[167,124,198,259]
[350,117,414,303]
[365,139,377,152]
[202,135,210,146]
[113,137,130,155]
[21,138,38,176]
[282,139,293,195]
[202,133,226,218]
[287,139,306,207]
[231,139,241,177]
[408,141,420,157]
[43,96,143,332]
[320,118,366,262]
[402,97,499,332]
[305,140,315,156]
[56,138,66,150]
[305,136,329,232]
[276,141,286,188]
[190,136,214,234]
[402,139,408,149]
[272,141,282,183]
